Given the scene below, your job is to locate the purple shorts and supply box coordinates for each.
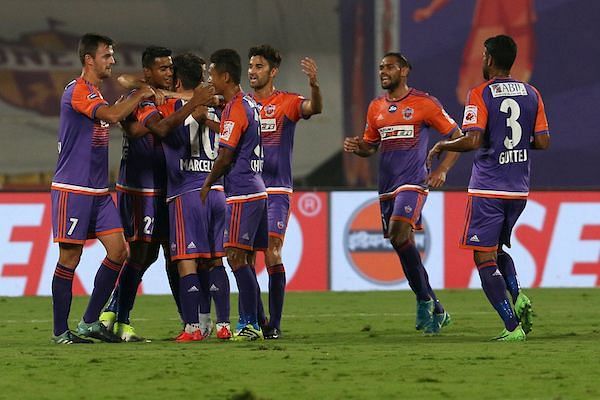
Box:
[169,189,226,261]
[117,191,168,243]
[267,193,291,239]
[51,189,123,244]
[460,195,527,252]
[379,189,427,238]
[224,198,268,251]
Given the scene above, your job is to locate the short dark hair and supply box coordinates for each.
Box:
[209,49,241,85]
[383,52,412,70]
[248,45,282,69]
[484,35,517,71]
[173,53,205,90]
[142,46,172,68]
[78,33,114,65]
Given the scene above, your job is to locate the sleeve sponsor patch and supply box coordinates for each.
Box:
[87,92,99,100]
[462,105,478,125]
[221,120,235,141]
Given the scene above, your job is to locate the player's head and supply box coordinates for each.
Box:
[248,45,281,90]
[173,52,205,90]
[482,35,517,80]
[208,49,241,95]
[379,52,411,91]
[78,33,115,79]
[142,46,174,90]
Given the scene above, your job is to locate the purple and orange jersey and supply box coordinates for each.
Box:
[52,77,110,194]
[219,91,266,202]
[156,99,223,201]
[116,93,167,197]
[250,90,307,194]
[363,89,458,199]
[462,77,549,199]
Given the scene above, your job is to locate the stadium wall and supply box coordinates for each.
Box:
[1,191,598,296]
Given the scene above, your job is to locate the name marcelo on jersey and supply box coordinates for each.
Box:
[180,158,213,172]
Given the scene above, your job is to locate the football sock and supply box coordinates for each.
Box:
[116,261,145,324]
[166,261,182,319]
[250,265,267,326]
[477,261,519,331]
[394,240,431,301]
[196,268,211,314]
[83,257,122,324]
[209,265,230,323]
[105,287,119,314]
[179,274,201,324]
[233,265,258,326]
[497,252,520,303]
[52,263,75,336]
[422,267,445,314]
[267,264,286,329]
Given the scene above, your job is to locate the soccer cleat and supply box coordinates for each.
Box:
[175,330,203,342]
[99,311,116,331]
[415,299,434,330]
[52,330,94,344]
[424,311,452,335]
[491,324,526,342]
[216,322,232,340]
[114,322,144,342]
[77,320,122,343]
[233,324,263,341]
[514,292,533,334]
[263,326,281,340]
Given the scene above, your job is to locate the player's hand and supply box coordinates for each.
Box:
[199,184,210,204]
[344,136,360,153]
[191,83,215,106]
[114,95,125,105]
[193,105,209,122]
[154,89,167,106]
[138,85,156,99]
[301,57,319,87]
[427,167,447,188]
[426,142,444,169]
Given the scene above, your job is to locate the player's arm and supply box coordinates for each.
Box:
[531,132,550,150]
[344,136,378,157]
[120,119,150,139]
[427,127,462,188]
[199,146,234,202]
[192,106,221,133]
[144,84,215,138]
[94,86,155,124]
[300,57,323,116]
[427,130,482,168]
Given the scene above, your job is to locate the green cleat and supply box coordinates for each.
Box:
[424,311,452,335]
[491,324,526,342]
[77,320,122,343]
[232,324,264,341]
[114,322,144,342]
[99,311,116,331]
[415,299,434,331]
[514,292,533,334]
[52,330,94,344]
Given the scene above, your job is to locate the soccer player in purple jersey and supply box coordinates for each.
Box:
[201,49,267,341]
[428,35,550,341]
[247,45,322,339]
[50,33,155,344]
[344,52,462,334]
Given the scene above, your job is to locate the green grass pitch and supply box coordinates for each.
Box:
[1,289,599,399]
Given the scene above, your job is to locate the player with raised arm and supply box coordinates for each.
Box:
[200,49,267,341]
[50,33,155,344]
[428,35,549,341]
[344,52,461,334]
[247,45,322,339]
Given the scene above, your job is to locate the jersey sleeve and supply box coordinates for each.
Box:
[532,88,550,135]
[219,100,248,149]
[71,83,109,120]
[423,96,458,135]
[362,101,381,145]
[282,93,307,122]
[135,99,160,127]
[461,86,488,132]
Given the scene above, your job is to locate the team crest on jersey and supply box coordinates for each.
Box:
[221,121,235,140]
[402,107,414,120]
[463,105,478,125]
[388,104,398,113]
[264,104,276,117]
[277,221,285,229]
[404,205,413,214]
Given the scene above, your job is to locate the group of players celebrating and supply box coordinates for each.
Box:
[50,31,548,344]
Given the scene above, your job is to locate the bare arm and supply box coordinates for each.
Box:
[427,127,463,188]
[192,106,221,133]
[427,130,482,169]
[531,133,550,150]
[120,119,149,139]
[300,57,323,117]
[199,146,235,202]
[343,136,378,157]
[95,86,154,124]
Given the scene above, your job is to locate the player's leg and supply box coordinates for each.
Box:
[247,251,267,328]
[196,260,214,338]
[175,259,203,342]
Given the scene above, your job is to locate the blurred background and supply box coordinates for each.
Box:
[1,0,597,191]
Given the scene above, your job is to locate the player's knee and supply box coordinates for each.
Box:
[226,248,246,269]
[389,232,410,249]
[265,247,282,266]
[108,244,128,265]
[58,244,83,268]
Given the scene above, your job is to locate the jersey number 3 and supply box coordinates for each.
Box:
[500,98,522,150]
